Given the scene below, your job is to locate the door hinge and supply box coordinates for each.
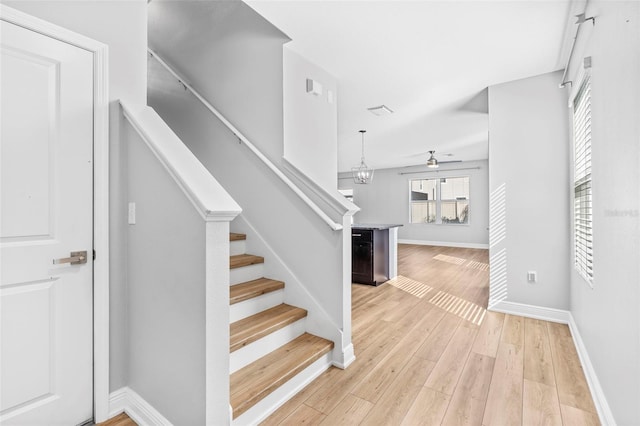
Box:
[93,250,96,261]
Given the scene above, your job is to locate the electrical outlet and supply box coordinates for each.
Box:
[527,271,537,283]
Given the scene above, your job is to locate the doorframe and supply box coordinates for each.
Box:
[0,5,110,422]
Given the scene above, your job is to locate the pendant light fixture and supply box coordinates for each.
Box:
[352,130,374,184]
[426,150,439,168]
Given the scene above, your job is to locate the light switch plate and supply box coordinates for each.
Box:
[128,202,136,225]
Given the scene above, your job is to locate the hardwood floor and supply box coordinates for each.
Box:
[262,244,599,425]
[96,412,136,426]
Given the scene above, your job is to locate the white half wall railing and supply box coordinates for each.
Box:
[121,101,242,222]
[147,48,344,231]
[121,101,241,425]
[281,158,359,218]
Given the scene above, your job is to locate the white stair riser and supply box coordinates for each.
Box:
[230,318,306,374]
[230,240,247,256]
[230,290,284,323]
[230,264,264,285]
[232,351,333,426]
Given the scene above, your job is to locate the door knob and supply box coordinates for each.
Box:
[53,251,87,265]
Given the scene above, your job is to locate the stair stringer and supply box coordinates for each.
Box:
[231,215,354,369]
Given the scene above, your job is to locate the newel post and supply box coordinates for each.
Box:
[205,214,239,425]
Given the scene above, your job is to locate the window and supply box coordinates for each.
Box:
[410,176,469,224]
[410,178,437,223]
[573,75,593,282]
[440,177,469,224]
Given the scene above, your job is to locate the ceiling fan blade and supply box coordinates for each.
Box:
[404,151,456,159]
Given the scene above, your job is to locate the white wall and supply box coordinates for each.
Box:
[339,160,489,247]
[488,71,570,310]
[3,0,148,392]
[283,48,338,192]
[566,2,640,424]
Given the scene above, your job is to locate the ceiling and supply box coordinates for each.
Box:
[246,0,573,172]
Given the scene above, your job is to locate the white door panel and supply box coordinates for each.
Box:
[1,19,94,425]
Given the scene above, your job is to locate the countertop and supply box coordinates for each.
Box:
[352,223,403,230]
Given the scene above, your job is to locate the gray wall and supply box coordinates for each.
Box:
[566,2,640,423]
[148,0,352,334]
[148,0,290,163]
[339,160,489,247]
[148,55,349,347]
[125,122,207,425]
[4,0,148,392]
[488,70,570,310]
[283,48,339,192]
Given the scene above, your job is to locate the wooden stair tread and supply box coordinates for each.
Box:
[230,304,307,353]
[230,254,264,269]
[230,333,334,419]
[230,278,285,305]
[230,232,246,241]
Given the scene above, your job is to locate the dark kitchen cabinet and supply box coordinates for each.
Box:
[352,229,389,286]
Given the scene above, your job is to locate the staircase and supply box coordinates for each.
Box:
[228,232,334,424]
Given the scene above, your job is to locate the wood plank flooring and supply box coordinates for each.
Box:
[96,413,136,426]
[262,243,599,425]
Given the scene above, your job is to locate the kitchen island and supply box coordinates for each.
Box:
[351,223,402,286]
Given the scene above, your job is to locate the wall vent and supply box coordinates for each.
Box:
[367,105,394,116]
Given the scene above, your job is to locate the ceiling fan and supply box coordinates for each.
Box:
[406,150,462,168]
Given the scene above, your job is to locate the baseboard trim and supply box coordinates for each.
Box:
[109,387,172,426]
[567,315,617,425]
[108,388,128,420]
[488,300,571,324]
[487,300,616,425]
[332,343,356,369]
[398,239,489,249]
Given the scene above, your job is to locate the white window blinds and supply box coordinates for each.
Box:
[573,75,593,282]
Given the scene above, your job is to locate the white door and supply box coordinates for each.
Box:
[0,19,94,425]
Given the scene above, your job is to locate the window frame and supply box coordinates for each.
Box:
[439,176,470,225]
[570,69,594,286]
[409,177,438,224]
[408,175,470,226]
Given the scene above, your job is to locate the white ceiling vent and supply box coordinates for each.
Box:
[367,105,394,116]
